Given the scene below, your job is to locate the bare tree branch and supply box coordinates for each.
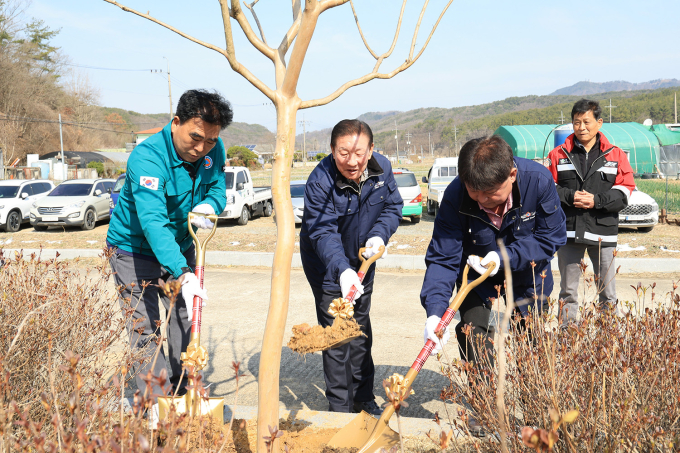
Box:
[349,0,377,59]
[409,0,430,61]
[244,0,268,46]
[281,1,323,97]
[300,0,453,109]
[230,0,276,61]
[320,0,350,13]
[277,13,301,61]
[292,0,301,21]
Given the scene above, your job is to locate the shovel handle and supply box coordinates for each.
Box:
[187,212,219,334]
[344,245,386,303]
[411,259,496,373]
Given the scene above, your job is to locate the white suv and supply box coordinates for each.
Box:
[0,180,55,232]
[30,179,115,230]
[618,187,659,232]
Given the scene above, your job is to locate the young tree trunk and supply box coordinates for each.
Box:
[257,96,300,453]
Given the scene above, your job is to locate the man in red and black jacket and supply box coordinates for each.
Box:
[547,99,635,325]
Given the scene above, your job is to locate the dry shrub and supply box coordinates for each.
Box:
[432,283,680,452]
[0,250,240,452]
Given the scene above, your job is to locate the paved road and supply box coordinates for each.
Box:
[137,266,677,419]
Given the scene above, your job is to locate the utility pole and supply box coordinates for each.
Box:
[59,113,66,180]
[392,120,399,160]
[605,98,617,123]
[675,92,677,123]
[163,57,173,121]
[428,132,432,157]
[558,111,566,125]
[298,113,311,163]
[453,124,458,156]
[405,132,412,156]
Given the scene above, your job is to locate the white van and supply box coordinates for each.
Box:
[423,157,458,216]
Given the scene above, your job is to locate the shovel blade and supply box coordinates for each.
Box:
[158,394,224,424]
[327,411,399,451]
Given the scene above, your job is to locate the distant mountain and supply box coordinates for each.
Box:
[295,87,679,155]
[550,79,680,96]
[96,107,275,149]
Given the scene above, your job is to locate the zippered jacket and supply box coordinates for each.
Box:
[420,157,566,317]
[300,153,403,290]
[547,132,634,247]
[107,121,226,278]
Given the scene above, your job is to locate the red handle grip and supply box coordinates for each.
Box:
[345,270,367,304]
[191,265,204,333]
[411,306,457,372]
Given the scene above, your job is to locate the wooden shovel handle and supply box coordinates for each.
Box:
[344,245,385,303]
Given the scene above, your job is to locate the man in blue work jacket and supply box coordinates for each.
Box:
[107,90,231,404]
[300,119,403,416]
[420,136,566,433]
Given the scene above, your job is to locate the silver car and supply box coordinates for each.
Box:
[30,178,115,230]
[291,180,306,224]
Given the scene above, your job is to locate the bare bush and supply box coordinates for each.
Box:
[432,278,680,452]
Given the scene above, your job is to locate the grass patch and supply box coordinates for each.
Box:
[634,178,680,213]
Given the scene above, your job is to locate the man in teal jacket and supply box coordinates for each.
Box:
[107,89,231,402]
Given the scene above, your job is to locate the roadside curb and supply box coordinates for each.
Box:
[3,248,680,274]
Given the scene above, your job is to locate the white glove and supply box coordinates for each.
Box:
[424,315,451,356]
[467,251,500,277]
[190,204,215,229]
[180,273,208,322]
[339,268,364,301]
[362,237,386,259]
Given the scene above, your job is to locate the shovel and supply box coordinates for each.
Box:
[327,260,496,452]
[325,245,386,350]
[158,212,224,423]
[287,245,385,354]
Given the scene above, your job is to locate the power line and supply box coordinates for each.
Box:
[0,114,134,135]
[62,62,164,72]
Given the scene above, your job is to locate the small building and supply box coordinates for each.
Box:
[135,127,163,145]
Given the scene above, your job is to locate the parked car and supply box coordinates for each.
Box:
[618,187,659,232]
[218,166,273,225]
[393,168,422,223]
[30,178,115,231]
[291,180,306,224]
[0,180,55,232]
[423,157,458,216]
[108,173,126,216]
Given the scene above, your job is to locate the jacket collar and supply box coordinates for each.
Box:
[334,154,384,192]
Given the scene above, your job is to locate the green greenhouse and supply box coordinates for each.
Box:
[494,122,680,175]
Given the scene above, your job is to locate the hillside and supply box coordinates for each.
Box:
[550,79,680,96]
[296,87,680,156]
[95,106,276,149]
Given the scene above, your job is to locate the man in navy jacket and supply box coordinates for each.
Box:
[300,119,403,415]
[421,135,566,370]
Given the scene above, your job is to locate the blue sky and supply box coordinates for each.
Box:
[28,0,680,132]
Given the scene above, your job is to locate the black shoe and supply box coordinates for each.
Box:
[467,417,486,438]
[353,400,383,417]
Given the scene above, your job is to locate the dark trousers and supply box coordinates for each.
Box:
[312,282,375,412]
[456,290,540,368]
[455,290,496,367]
[109,248,194,399]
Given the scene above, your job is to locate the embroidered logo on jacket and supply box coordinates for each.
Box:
[603,161,618,167]
[558,158,570,164]
[140,176,159,191]
[521,211,536,222]
[204,156,213,169]
[374,181,385,189]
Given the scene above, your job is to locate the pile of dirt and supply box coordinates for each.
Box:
[226,418,355,453]
[287,318,365,354]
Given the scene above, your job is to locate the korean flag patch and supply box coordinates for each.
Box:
[140,176,159,191]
